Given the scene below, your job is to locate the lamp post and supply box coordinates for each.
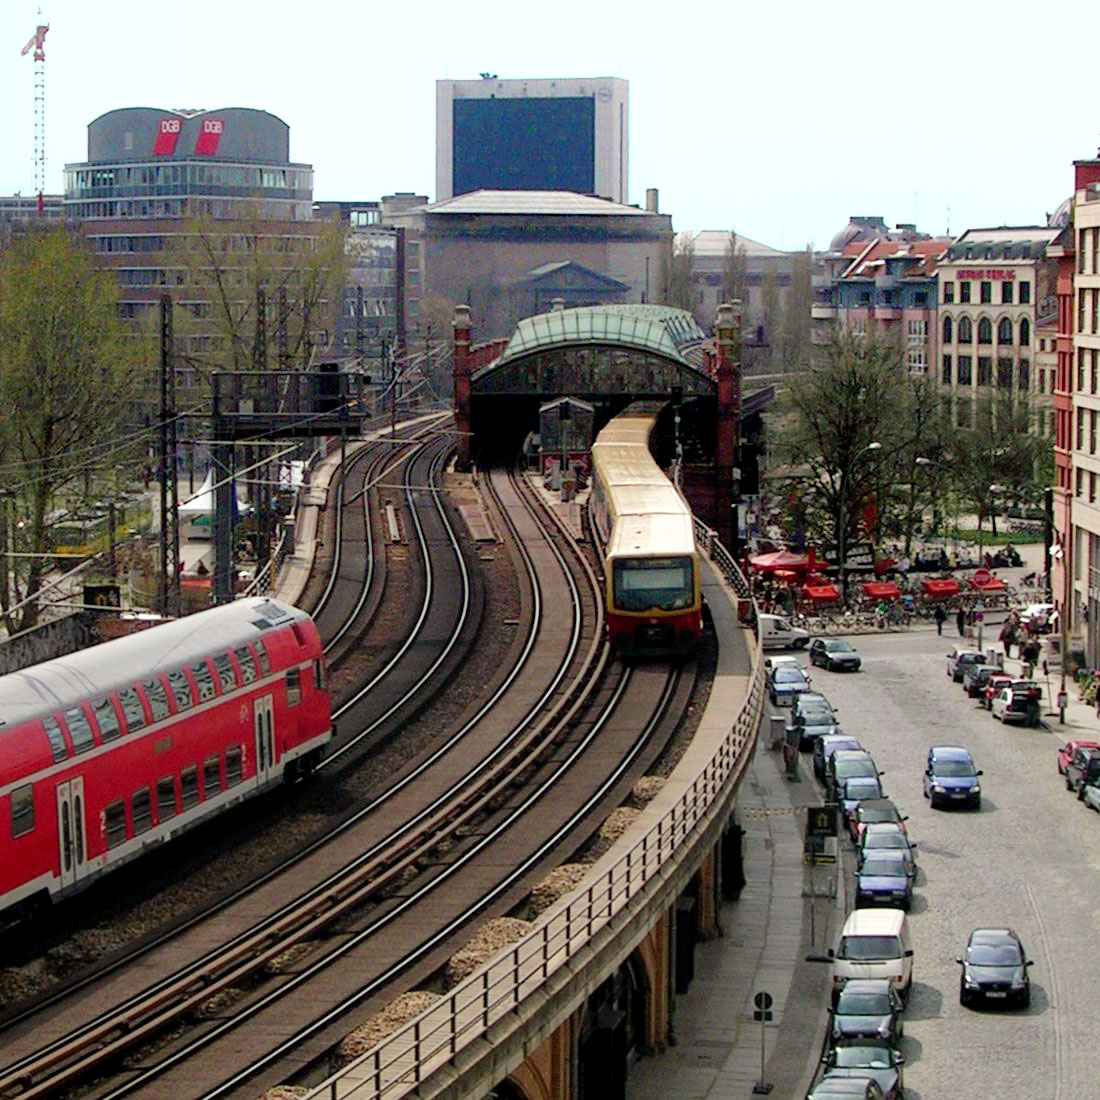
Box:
[915,456,958,561]
[839,442,881,603]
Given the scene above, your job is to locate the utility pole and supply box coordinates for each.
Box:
[158,294,181,616]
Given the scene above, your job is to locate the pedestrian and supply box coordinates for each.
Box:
[956,605,965,637]
[1023,638,1040,679]
[934,605,946,635]
[999,619,1016,659]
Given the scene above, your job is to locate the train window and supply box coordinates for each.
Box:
[213,653,237,693]
[255,639,271,676]
[93,698,121,742]
[11,784,34,837]
[202,754,222,798]
[190,660,217,702]
[180,766,199,810]
[64,707,96,754]
[118,687,146,733]
[234,646,257,684]
[131,788,152,834]
[166,669,193,711]
[225,745,243,786]
[105,800,127,849]
[286,668,301,706]
[143,679,171,722]
[43,716,68,762]
[157,776,177,820]
[313,658,326,690]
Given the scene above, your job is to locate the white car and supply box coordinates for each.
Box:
[1020,603,1057,629]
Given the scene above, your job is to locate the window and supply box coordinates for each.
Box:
[978,357,993,385]
[941,354,953,384]
[255,640,271,676]
[1080,349,1087,392]
[1080,229,1088,273]
[1093,350,1099,393]
[998,318,1013,345]
[1094,289,1099,334]
[166,669,193,712]
[1078,410,1086,450]
[286,667,301,706]
[118,687,146,732]
[64,707,95,754]
[1079,292,1086,332]
[942,316,953,344]
[1019,317,1030,346]
[131,788,152,834]
[958,355,973,385]
[980,281,992,304]
[1020,360,1030,391]
[1019,281,1031,304]
[93,698,121,742]
[43,716,68,761]
[203,754,222,799]
[191,659,217,702]
[851,317,867,338]
[960,281,972,303]
[1076,468,1084,497]
[914,291,928,306]
[958,316,973,343]
[212,653,237,693]
[180,766,199,810]
[1002,281,1014,304]
[157,776,177,820]
[234,646,257,684]
[997,358,1013,387]
[226,745,243,786]
[943,281,955,304]
[106,800,127,848]
[1091,472,1097,503]
[143,679,171,722]
[1092,410,1097,454]
[11,784,34,837]
[1094,228,1100,276]
[978,318,993,344]
[313,657,326,691]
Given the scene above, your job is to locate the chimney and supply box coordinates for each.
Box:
[646,188,659,213]
[551,297,566,312]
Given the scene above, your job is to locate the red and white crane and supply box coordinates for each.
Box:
[20,19,49,216]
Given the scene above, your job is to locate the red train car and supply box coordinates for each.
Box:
[0,597,332,924]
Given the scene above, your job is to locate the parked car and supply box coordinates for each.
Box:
[830,979,905,1043]
[1020,603,1057,634]
[947,647,986,682]
[1058,739,1100,775]
[854,851,914,911]
[1064,745,1100,796]
[789,705,843,752]
[840,777,886,823]
[963,664,1002,699]
[990,686,1040,726]
[809,1076,885,1100]
[769,663,812,707]
[814,734,863,781]
[794,692,835,720]
[981,672,1015,709]
[765,653,804,674]
[957,928,1032,1007]
[857,824,917,871]
[827,750,880,801]
[810,638,862,672]
[848,798,907,844]
[820,1040,904,1099]
[759,613,811,650]
[1081,778,1100,812]
[923,745,982,809]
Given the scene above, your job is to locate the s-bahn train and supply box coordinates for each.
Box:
[590,406,702,656]
[0,597,332,925]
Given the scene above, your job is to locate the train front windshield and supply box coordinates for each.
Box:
[613,557,694,612]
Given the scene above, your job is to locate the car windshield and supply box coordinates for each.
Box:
[861,808,898,824]
[970,944,1021,966]
[828,641,854,653]
[833,1046,892,1069]
[774,667,807,684]
[845,780,882,799]
[826,741,860,757]
[934,760,976,777]
[803,709,835,725]
[839,935,900,961]
[860,858,906,877]
[864,833,906,850]
[613,556,694,612]
[836,991,891,1015]
[837,759,876,778]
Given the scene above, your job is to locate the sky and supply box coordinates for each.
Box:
[0,0,1094,252]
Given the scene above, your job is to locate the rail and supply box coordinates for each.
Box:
[307,531,763,1099]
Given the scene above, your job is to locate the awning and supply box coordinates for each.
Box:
[968,576,1006,592]
[862,581,902,600]
[803,583,841,602]
[921,578,960,597]
[750,549,810,572]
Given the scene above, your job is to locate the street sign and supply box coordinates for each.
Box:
[753,991,773,1011]
[806,805,836,837]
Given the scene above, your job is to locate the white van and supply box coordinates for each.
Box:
[759,613,810,651]
[829,908,913,1001]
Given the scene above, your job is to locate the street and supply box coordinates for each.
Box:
[805,623,1097,1100]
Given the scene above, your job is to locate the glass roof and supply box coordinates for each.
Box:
[495,305,705,370]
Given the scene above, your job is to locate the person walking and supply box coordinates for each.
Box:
[956,605,965,637]
[934,605,946,635]
[1022,637,1040,679]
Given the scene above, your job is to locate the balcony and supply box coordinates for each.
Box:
[812,304,838,320]
[874,305,901,321]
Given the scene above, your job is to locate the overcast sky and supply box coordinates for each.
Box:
[0,0,1092,251]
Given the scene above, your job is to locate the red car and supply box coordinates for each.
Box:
[1058,739,1100,775]
[982,673,1015,710]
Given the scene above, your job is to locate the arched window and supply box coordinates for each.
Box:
[998,317,1013,344]
[1020,317,1031,345]
[942,315,953,344]
[958,316,973,343]
[978,318,993,344]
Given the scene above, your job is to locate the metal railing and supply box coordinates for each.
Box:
[306,531,763,1099]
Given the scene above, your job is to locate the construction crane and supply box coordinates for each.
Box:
[20,20,49,216]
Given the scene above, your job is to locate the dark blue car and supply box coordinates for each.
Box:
[854,851,914,911]
[923,745,982,809]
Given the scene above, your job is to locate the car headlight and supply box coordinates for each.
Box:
[971,785,981,794]
[1011,976,1027,988]
[932,784,945,793]
[964,977,980,989]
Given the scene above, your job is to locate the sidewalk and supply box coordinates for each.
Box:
[628,737,833,1099]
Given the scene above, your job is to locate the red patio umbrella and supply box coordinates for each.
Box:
[749,549,810,572]
[803,583,841,602]
[921,578,960,598]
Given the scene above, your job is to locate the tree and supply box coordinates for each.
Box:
[760,268,780,370]
[721,232,748,308]
[660,232,696,314]
[0,229,144,631]
[780,246,813,370]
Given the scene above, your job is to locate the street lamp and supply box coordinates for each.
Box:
[839,442,881,602]
[916,456,959,560]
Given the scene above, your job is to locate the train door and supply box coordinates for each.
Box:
[56,778,88,891]
[253,694,276,788]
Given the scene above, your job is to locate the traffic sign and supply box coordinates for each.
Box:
[806,805,836,838]
[753,991,773,1011]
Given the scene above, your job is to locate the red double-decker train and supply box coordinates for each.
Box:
[0,597,332,924]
